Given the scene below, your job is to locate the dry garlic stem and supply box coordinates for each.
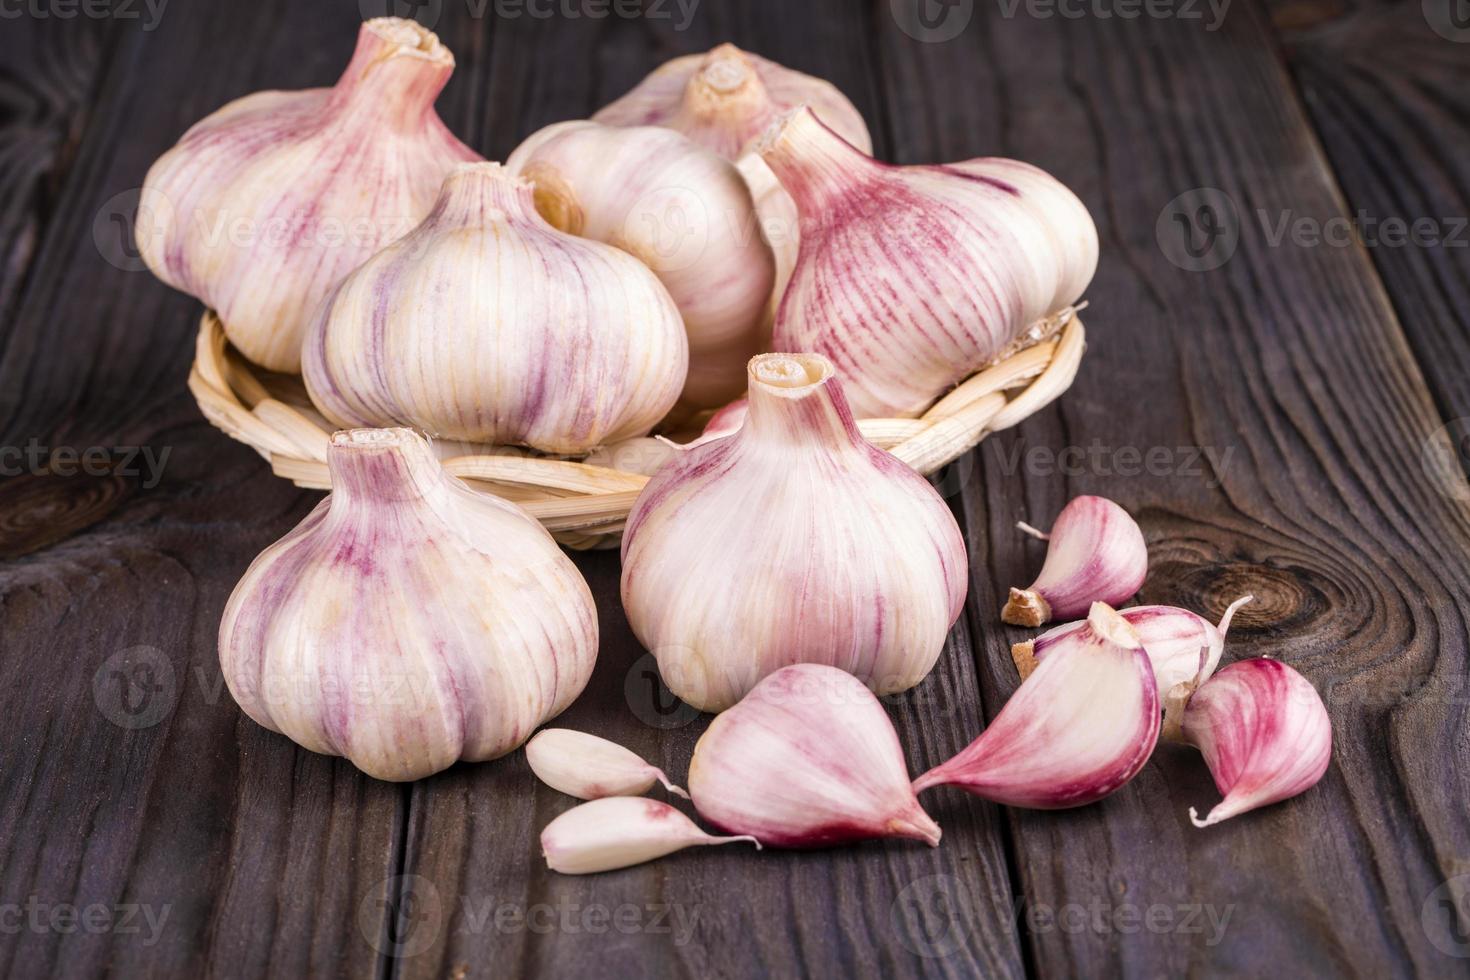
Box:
[303,163,688,454]
[137,18,480,371]
[541,797,758,874]
[688,665,941,847]
[620,353,967,712]
[218,429,598,782]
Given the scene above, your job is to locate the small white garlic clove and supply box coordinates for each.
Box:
[620,353,968,712]
[1014,596,1254,693]
[541,797,759,875]
[592,43,872,161]
[525,729,688,800]
[1176,658,1332,827]
[687,664,941,848]
[914,603,1160,809]
[137,18,481,372]
[757,106,1098,419]
[302,162,688,454]
[1001,495,1149,627]
[506,121,775,410]
[218,428,598,782]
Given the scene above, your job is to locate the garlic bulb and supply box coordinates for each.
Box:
[506,121,775,409]
[758,107,1098,419]
[1001,495,1148,627]
[541,797,759,874]
[593,43,871,161]
[688,664,941,847]
[1177,658,1331,827]
[913,603,1159,809]
[302,163,688,454]
[1014,596,1253,693]
[620,353,968,712]
[137,18,481,372]
[526,729,688,800]
[218,428,598,782]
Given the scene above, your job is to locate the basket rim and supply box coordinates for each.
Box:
[189,308,1087,547]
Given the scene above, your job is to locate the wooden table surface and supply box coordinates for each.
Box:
[2,0,1468,976]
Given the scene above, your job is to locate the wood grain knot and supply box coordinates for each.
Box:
[1146,560,1330,635]
[0,465,132,560]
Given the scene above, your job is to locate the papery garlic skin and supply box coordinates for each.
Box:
[593,43,871,161]
[914,603,1159,809]
[1015,596,1253,693]
[137,19,481,372]
[526,729,688,800]
[303,163,688,454]
[688,664,940,847]
[1002,496,1148,627]
[506,121,775,409]
[759,107,1098,419]
[541,797,758,874]
[219,429,598,782]
[620,353,968,712]
[1180,658,1331,827]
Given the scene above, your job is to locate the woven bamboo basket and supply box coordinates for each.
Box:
[188,307,1087,548]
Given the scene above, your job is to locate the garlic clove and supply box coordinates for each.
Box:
[757,106,1098,419]
[218,428,598,782]
[525,729,688,800]
[1177,658,1332,827]
[620,353,968,712]
[687,664,941,848]
[1013,596,1254,693]
[541,797,759,874]
[593,43,872,161]
[1001,496,1148,627]
[302,162,688,454]
[137,18,481,372]
[914,603,1160,809]
[506,121,775,409]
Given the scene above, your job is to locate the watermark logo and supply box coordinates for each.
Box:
[995,0,1229,30]
[891,874,977,958]
[92,646,177,730]
[357,0,700,31]
[0,897,171,945]
[624,651,701,730]
[358,0,444,25]
[891,0,975,42]
[1424,0,1470,42]
[1422,873,1470,957]
[359,875,444,959]
[1421,418,1470,502]
[1157,188,1240,271]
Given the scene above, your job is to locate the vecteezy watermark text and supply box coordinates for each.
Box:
[1,439,170,489]
[991,436,1235,487]
[0,897,171,946]
[360,0,700,31]
[996,0,1229,30]
[0,0,168,29]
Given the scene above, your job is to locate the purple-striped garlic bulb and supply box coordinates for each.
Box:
[1174,658,1331,827]
[914,603,1159,809]
[620,353,968,712]
[687,664,941,847]
[758,107,1098,419]
[1014,596,1254,694]
[218,428,598,782]
[137,18,481,372]
[506,121,775,409]
[1001,495,1148,627]
[593,43,871,162]
[303,163,688,454]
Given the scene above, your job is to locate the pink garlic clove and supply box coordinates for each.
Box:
[1013,596,1254,694]
[1001,496,1148,627]
[525,729,688,801]
[914,603,1160,809]
[540,797,758,875]
[1177,658,1332,827]
[687,664,941,848]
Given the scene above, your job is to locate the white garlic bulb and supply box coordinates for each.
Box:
[593,43,872,161]
[302,162,689,454]
[137,18,481,372]
[620,353,968,712]
[219,428,598,782]
[759,107,1099,418]
[506,121,775,409]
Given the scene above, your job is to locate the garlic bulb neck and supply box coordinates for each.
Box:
[742,353,864,452]
[676,45,774,133]
[324,428,444,504]
[431,162,540,227]
[329,18,455,129]
[758,106,878,211]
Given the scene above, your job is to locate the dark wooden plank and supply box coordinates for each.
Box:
[874,0,1470,975]
[393,6,1024,979]
[0,4,481,975]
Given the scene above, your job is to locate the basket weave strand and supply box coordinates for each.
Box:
[188,309,1087,548]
